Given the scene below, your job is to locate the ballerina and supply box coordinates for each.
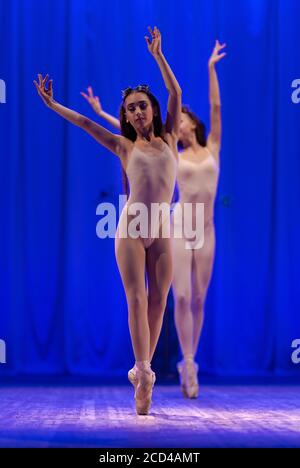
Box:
[172,40,226,398]
[34,26,181,414]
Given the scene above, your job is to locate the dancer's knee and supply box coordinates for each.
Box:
[192,294,205,316]
[148,293,167,316]
[127,291,147,316]
[175,293,191,313]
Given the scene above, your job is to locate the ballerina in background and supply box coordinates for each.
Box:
[172,40,226,398]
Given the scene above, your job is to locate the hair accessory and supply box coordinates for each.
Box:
[121,84,150,99]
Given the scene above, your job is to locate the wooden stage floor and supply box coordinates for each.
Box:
[0,382,299,448]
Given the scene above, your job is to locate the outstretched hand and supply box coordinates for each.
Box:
[145,26,162,58]
[33,74,54,107]
[81,86,102,115]
[208,40,226,68]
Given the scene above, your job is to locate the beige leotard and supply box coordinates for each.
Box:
[116,140,177,248]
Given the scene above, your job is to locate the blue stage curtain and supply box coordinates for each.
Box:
[0,0,299,376]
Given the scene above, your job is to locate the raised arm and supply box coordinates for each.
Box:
[81,86,121,130]
[207,40,226,159]
[34,75,127,159]
[145,26,182,138]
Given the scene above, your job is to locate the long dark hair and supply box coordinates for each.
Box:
[178,105,207,149]
[119,85,165,196]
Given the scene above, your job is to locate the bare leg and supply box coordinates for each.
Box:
[191,224,216,355]
[147,236,174,362]
[191,253,205,356]
[115,236,149,361]
[172,236,194,357]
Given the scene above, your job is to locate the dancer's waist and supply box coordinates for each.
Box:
[172,202,215,228]
[126,197,174,214]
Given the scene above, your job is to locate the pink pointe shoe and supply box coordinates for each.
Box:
[177,357,199,399]
[128,364,156,415]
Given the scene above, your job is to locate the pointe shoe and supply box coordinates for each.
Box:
[128,366,138,389]
[177,359,199,399]
[134,368,156,415]
[185,359,199,398]
[177,360,187,397]
[128,365,156,389]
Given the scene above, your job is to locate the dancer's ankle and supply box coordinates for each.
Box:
[135,360,151,371]
[183,353,194,362]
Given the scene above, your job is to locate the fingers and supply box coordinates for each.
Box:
[215,39,226,51]
[217,43,226,52]
[148,25,159,43]
[34,74,53,102]
[211,40,226,64]
[216,52,226,61]
[148,25,154,38]
[34,80,45,100]
[33,80,40,93]
[81,89,100,107]
[42,74,49,87]
[81,86,94,101]
[37,73,50,91]
[36,75,45,92]
[146,25,160,46]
